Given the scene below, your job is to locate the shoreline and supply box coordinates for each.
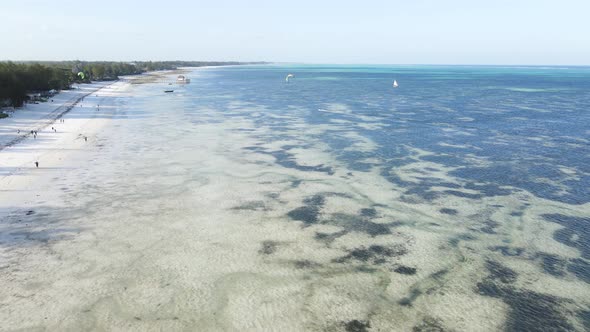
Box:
[0,80,130,193]
[0,67,199,190]
[0,81,117,151]
[0,67,190,151]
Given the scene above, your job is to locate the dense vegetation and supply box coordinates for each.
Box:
[0,61,264,107]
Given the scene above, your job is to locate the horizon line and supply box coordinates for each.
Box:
[2,60,590,67]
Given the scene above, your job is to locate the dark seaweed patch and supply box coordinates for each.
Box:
[464,182,512,197]
[293,260,321,269]
[355,266,378,273]
[475,281,503,297]
[405,187,441,201]
[374,258,386,265]
[431,269,449,281]
[476,282,573,332]
[412,316,446,332]
[567,258,590,283]
[486,260,517,284]
[443,190,483,199]
[536,253,567,277]
[450,165,586,205]
[480,219,500,234]
[399,288,422,306]
[476,260,573,331]
[344,320,371,332]
[232,201,267,211]
[439,208,458,215]
[304,195,325,206]
[328,213,392,237]
[490,246,524,257]
[448,233,476,247]
[394,265,417,275]
[289,195,397,237]
[543,214,590,259]
[389,221,406,228]
[381,166,485,202]
[448,238,459,247]
[334,244,407,265]
[579,310,590,330]
[359,208,377,218]
[314,230,347,244]
[270,149,334,175]
[287,206,321,225]
[259,241,280,255]
[243,146,334,174]
[287,194,325,225]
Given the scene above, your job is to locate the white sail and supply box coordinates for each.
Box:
[393,80,399,88]
[286,74,294,82]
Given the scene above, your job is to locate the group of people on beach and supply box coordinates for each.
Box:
[23,117,92,169]
[20,90,106,170]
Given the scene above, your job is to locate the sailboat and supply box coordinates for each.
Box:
[393,80,399,88]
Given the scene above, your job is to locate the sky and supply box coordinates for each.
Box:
[1,0,589,65]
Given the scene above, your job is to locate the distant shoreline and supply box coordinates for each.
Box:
[0,61,268,108]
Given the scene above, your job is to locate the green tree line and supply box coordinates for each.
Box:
[1,61,265,107]
[0,62,72,107]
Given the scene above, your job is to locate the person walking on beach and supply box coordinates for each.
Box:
[34,161,39,168]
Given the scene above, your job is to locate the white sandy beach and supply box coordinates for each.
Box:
[0,81,129,201]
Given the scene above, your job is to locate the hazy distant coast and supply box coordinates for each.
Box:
[0,61,267,110]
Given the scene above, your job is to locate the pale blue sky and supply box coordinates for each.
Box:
[1,0,589,64]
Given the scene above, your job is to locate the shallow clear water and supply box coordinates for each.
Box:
[5,65,590,330]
